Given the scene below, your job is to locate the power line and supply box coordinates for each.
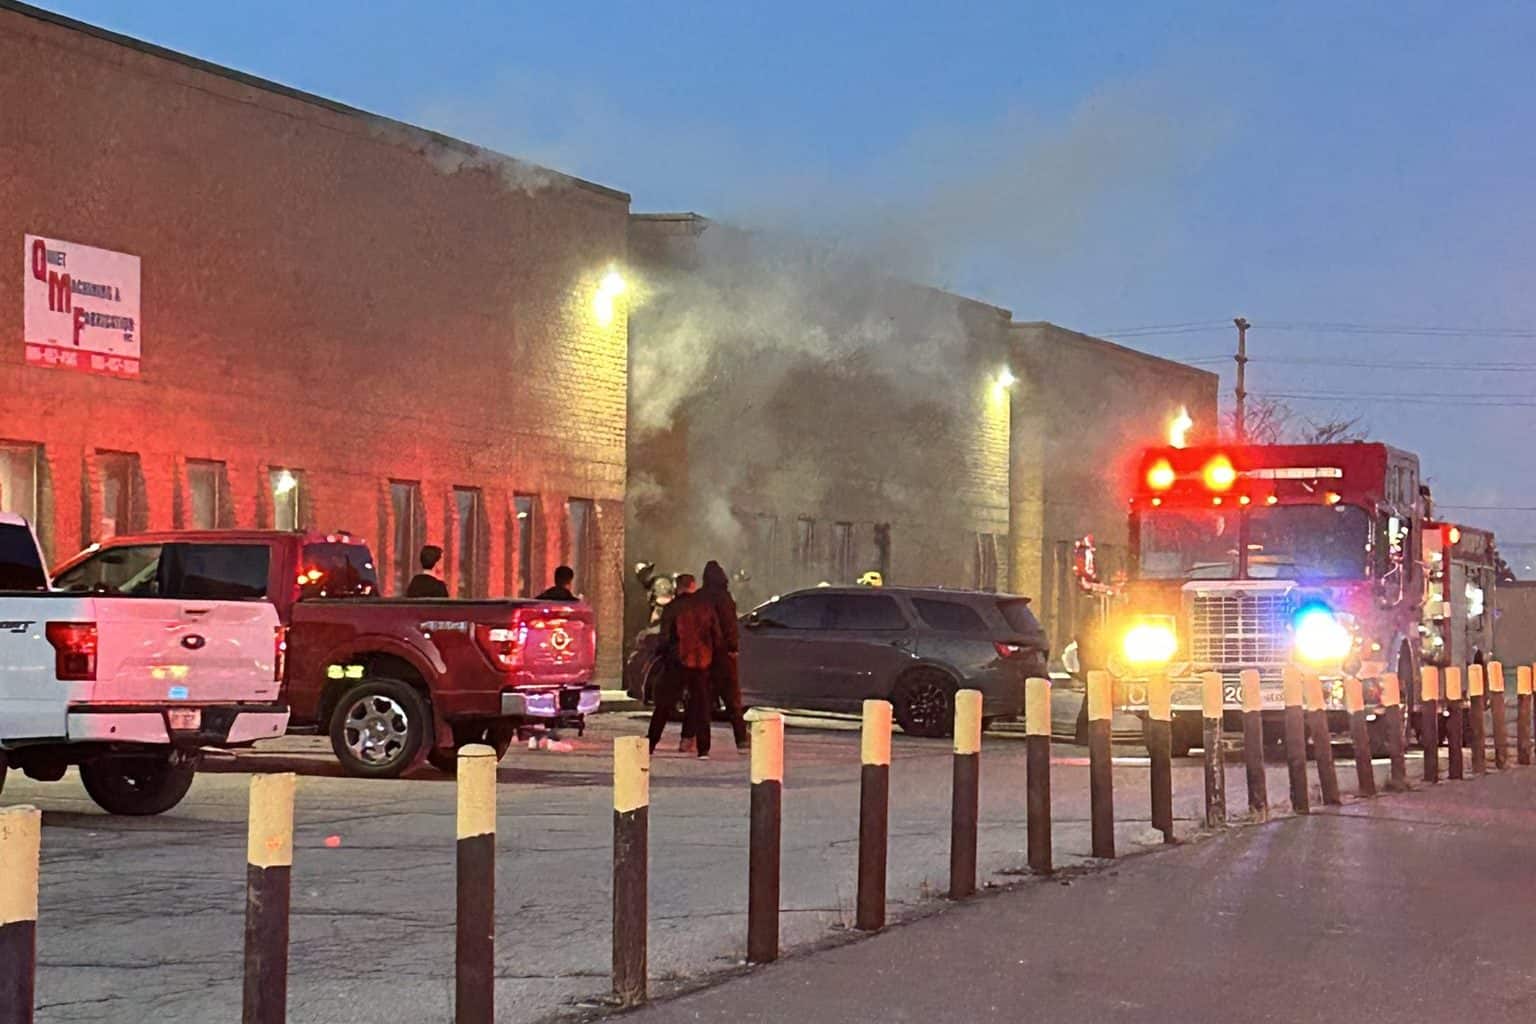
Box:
[1259,391,1536,406]
[1438,505,1536,512]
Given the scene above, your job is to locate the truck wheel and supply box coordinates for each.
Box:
[80,752,197,816]
[330,677,430,779]
[892,669,955,738]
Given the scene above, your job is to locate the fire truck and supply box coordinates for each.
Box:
[1073,441,1495,756]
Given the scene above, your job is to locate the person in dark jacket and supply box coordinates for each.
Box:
[405,545,449,598]
[701,560,749,751]
[537,565,578,601]
[646,574,721,758]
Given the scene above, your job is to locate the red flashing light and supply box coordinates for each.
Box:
[47,621,98,681]
[1146,458,1175,491]
[1449,526,1462,544]
[1203,455,1237,492]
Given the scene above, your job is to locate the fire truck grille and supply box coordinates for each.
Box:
[1189,591,1293,666]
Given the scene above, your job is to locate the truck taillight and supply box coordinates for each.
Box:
[475,623,527,672]
[274,625,288,682]
[47,621,98,681]
[994,641,1028,659]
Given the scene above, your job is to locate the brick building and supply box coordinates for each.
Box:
[626,215,1219,654]
[0,2,631,675]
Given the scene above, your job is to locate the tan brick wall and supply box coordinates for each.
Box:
[1009,322,1221,653]
[0,6,630,677]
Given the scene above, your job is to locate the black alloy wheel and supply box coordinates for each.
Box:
[893,669,956,738]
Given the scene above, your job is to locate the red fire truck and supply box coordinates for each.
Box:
[1076,441,1459,755]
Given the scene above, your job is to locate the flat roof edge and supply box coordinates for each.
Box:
[0,0,630,203]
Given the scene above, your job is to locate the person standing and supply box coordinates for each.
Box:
[405,545,449,597]
[702,560,749,752]
[538,565,578,601]
[646,574,721,759]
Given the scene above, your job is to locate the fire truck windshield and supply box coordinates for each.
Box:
[1138,504,1371,581]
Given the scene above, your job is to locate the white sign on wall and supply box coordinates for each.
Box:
[23,234,141,378]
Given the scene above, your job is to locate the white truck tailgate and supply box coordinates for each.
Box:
[89,598,280,705]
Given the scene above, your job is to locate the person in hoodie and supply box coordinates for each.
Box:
[648,574,722,759]
[701,560,749,752]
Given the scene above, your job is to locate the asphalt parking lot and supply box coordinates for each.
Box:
[2,710,1413,1024]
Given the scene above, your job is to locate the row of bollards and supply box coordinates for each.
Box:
[9,658,1536,1022]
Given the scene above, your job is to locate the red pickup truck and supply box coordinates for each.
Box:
[52,531,598,777]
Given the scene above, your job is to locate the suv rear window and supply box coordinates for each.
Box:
[299,543,380,599]
[829,595,907,631]
[0,524,46,591]
[912,598,988,634]
[998,598,1043,636]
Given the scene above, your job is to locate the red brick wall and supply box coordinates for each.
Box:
[0,6,630,677]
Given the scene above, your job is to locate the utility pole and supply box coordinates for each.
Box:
[1233,317,1250,443]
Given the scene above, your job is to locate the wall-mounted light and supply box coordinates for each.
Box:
[1168,406,1193,449]
[594,267,626,326]
[996,367,1017,389]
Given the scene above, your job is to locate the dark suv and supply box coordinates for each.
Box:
[739,587,1047,737]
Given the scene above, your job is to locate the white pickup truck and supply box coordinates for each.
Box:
[0,514,289,814]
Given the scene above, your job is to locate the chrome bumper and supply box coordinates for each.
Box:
[65,708,290,746]
[501,686,601,719]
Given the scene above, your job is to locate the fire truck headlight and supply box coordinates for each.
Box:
[1293,604,1353,664]
[1122,618,1178,665]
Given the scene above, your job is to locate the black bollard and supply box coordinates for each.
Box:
[1421,666,1441,784]
[1283,667,1310,814]
[457,746,497,1024]
[1087,671,1116,859]
[748,714,783,963]
[948,692,981,899]
[1346,677,1375,798]
[612,738,650,1004]
[856,700,892,932]
[1519,666,1533,767]
[243,773,295,1024]
[1446,667,1465,781]
[1469,665,1487,775]
[1304,673,1342,806]
[1489,662,1508,771]
[1240,669,1268,821]
[1147,674,1174,844]
[1381,673,1409,792]
[1201,672,1226,829]
[0,805,41,1024]
[1025,678,1053,873]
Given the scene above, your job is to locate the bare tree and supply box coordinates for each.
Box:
[1222,395,1293,444]
[1297,413,1370,445]
[1222,398,1370,445]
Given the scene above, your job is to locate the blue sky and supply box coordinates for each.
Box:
[33,1,1536,547]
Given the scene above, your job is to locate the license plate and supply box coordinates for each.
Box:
[167,709,202,731]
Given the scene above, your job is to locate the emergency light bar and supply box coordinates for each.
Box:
[1246,467,1344,480]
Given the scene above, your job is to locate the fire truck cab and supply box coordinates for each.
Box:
[1086,442,1426,755]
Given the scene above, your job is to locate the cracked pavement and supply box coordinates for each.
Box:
[2,713,1427,1023]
